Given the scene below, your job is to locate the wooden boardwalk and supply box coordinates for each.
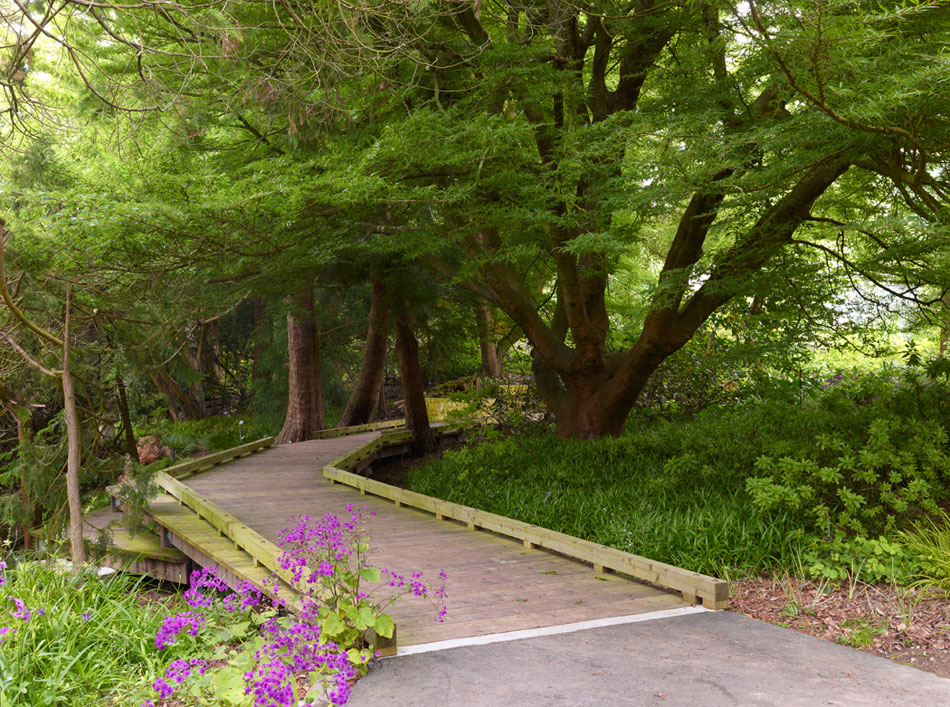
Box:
[176,432,690,647]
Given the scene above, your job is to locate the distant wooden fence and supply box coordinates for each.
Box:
[324,430,730,610]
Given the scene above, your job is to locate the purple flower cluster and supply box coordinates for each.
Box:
[148,508,448,707]
[223,580,264,613]
[0,560,7,588]
[0,626,17,642]
[277,511,356,586]
[154,610,205,649]
[184,565,230,608]
[244,618,354,707]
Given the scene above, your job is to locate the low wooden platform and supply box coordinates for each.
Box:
[82,505,191,583]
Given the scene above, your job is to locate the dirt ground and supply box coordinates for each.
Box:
[730,576,950,678]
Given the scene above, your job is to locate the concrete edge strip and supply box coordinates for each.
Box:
[394,605,712,657]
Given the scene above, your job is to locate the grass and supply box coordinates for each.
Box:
[899,510,950,593]
[407,432,803,577]
[409,372,950,582]
[0,558,175,706]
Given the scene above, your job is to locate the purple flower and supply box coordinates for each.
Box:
[152,677,174,698]
[9,597,30,622]
[154,610,205,649]
[81,612,91,621]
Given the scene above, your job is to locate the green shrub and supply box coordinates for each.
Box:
[746,374,950,538]
[408,433,803,576]
[410,367,950,582]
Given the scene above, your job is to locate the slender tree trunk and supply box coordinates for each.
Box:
[275,286,323,443]
[940,295,950,356]
[150,367,204,421]
[150,371,181,422]
[15,411,36,551]
[394,307,433,454]
[116,376,139,463]
[338,282,390,427]
[62,287,86,566]
[475,301,503,379]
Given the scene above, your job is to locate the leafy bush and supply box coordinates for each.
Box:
[135,416,278,455]
[799,533,917,584]
[746,372,950,539]
[145,506,446,707]
[408,433,803,576]
[410,366,950,582]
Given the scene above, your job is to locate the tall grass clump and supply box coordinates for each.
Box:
[0,558,168,706]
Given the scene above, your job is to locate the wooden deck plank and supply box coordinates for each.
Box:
[182,433,690,646]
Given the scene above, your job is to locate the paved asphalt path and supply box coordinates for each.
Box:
[347,610,950,706]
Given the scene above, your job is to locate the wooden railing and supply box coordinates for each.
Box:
[324,430,730,610]
[161,437,275,480]
[153,471,305,597]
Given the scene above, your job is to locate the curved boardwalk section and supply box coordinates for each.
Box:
[183,432,690,647]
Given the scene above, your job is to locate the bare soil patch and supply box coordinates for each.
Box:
[730,576,950,678]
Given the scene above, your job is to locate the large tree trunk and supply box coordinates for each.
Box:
[62,287,86,566]
[275,286,324,444]
[475,301,503,379]
[475,159,851,439]
[338,282,390,427]
[394,307,433,454]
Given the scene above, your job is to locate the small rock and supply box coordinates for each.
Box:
[137,436,171,465]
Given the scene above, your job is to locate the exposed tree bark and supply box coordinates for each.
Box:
[275,285,323,443]
[394,307,433,454]
[467,158,852,438]
[311,312,325,432]
[62,286,86,566]
[116,376,139,463]
[0,225,85,563]
[150,367,204,421]
[338,282,390,427]
[475,301,502,379]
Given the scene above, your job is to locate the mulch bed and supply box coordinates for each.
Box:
[730,576,950,677]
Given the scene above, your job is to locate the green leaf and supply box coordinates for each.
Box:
[374,613,395,639]
[321,611,346,637]
[359,567,381,583]
[355,605,375,631]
